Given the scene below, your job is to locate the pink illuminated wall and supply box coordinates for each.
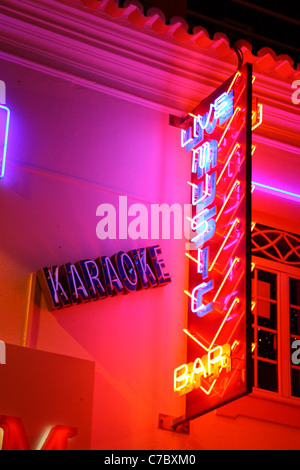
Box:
[0,58,191,449]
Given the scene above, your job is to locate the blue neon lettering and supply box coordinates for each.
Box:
[214,91,234,121]
[183,90,236,320]
[194,172,216,210]
[205,113,218,134]
[100,256,124,296]
[147,245,172,286]
[198,246,209,279]
[38,266,71,310]
[115,251,138,292]
[64,263,90,304]
[185,130,204,153]
[182,92,234,154]
[191,206,216,248]
[197,140,218,178]
[194,104,214,131]
[79,260,107,300]
[130,248,158,288]
[191,280,213,317]
[181,127,193,148]
[193,91,234,136]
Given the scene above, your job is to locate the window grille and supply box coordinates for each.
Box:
[251,224,300,398]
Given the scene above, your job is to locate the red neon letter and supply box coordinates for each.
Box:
[0,416,76,450]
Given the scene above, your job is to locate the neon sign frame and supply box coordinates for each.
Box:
[0,104,10,179]
[37,245,171,311]
[0,416,76,450]
[171,63,253,420]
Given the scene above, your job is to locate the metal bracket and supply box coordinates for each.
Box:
[158,414,190,434]
[169,111,194,131]
[169,114,185,129]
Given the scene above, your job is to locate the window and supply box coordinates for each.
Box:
[252,267,278,392]
[251,224,300,400]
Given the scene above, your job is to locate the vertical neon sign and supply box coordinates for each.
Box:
[172,63,253,419]
[0,81,10,179]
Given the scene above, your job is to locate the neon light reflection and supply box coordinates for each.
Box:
[0,104,10,179]
[252,181,300,201]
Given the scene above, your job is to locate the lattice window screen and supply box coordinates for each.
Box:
[252,224,300,267]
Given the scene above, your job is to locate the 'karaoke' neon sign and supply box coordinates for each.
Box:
[37,245,171,311]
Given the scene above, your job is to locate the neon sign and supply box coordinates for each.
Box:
[174,344,232,396]
[0,416,76,450]
[0,81,10,179]
[37,245,171,311]
[171,63,255,419]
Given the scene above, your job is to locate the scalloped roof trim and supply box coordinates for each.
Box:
[80,0,300,79]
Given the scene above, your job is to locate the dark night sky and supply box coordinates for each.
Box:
[186,0,300,64]
[122,0,300,65]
